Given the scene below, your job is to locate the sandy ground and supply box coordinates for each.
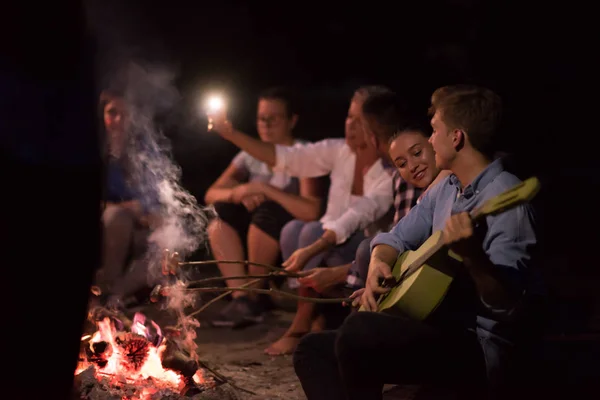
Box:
[142,296,421,400]
[138,292,308,400]
[193,309,307,400]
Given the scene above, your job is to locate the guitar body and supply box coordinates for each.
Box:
[375,231,463,320]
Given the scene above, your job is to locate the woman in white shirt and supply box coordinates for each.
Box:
[205,88,323,328]
[210,86,394,355]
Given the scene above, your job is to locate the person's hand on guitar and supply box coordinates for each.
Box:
[362,259,394,311]
[442,212,486,260]
[345,288,365,307]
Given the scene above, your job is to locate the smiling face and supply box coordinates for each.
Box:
[389,130,439,188]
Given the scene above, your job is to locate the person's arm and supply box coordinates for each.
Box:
[221,127,278,167]
[322,169,394,245]
[215,121,340,177]
[259,177,323,221]
[204,162,248,205]
[369,181,440,254]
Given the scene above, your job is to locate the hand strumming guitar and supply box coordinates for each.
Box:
[442,212,487,261]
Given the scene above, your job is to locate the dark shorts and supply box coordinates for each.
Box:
[213,200,294,241]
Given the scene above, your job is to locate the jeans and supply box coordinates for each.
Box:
[293,311,487,400]
[346,237,372,289]
[280,220,365,289]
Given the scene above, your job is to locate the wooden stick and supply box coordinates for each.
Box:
[181,286,351,304]
[186,272,301,287]
[179,259,287,274]
[196,359,257,396]
[182,278,262,324]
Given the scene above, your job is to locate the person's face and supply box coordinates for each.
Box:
[256,98,297,143]
[429,110,457,170]
[345,99,368,151]
[389,131,439,188]
[104,98,128,141]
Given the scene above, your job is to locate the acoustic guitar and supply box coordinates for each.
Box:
[360,177,541,321]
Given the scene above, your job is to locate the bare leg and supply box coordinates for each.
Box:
[265,286,316,356]
[246,224,281,299]
[207,218,247,299]
[96,204,135,294]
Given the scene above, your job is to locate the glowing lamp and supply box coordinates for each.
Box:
[205,95,224,114]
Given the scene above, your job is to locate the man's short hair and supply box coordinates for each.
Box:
[428,84,502,157]
[360,88,407,144]
[258,86,298,118]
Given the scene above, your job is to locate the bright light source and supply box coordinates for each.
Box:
[206,96,224,113]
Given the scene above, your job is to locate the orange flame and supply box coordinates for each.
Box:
[75,313,203,400]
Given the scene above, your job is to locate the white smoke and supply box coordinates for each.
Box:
[110,62,213,356]
[117,62,213,282]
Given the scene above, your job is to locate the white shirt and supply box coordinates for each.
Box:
[274,138,393,245]
[231,140,306,194]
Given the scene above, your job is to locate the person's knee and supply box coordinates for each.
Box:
[102,204,135,232]
[206,217,223,238]
[298,221,323,248]
[280,220,304,249]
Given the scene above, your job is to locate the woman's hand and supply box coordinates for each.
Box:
[297,266,345,293]
[282,246,316,273]
[230,182,267,203]
[241,194,266,212]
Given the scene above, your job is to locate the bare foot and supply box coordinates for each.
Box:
[264,332,306,356]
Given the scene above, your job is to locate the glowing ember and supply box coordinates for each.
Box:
[75,312,204,400]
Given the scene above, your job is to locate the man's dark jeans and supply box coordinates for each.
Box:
[293,311,487,400]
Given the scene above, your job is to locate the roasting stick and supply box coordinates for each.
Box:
[181,286,351,303]
[178,258,298,275]
[184,278,262,321]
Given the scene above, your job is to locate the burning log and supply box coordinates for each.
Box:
[116,333,150,371]
[84,340,112,368]
[161,340,198,378]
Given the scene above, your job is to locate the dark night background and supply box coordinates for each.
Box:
[85,0,591,201]
[1,1,597,398]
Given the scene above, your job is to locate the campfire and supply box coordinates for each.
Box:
[75,311,212,400]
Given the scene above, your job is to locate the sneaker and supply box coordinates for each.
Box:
[211,296,265,329]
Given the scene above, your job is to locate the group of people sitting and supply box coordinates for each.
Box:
[96,83,546,399]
